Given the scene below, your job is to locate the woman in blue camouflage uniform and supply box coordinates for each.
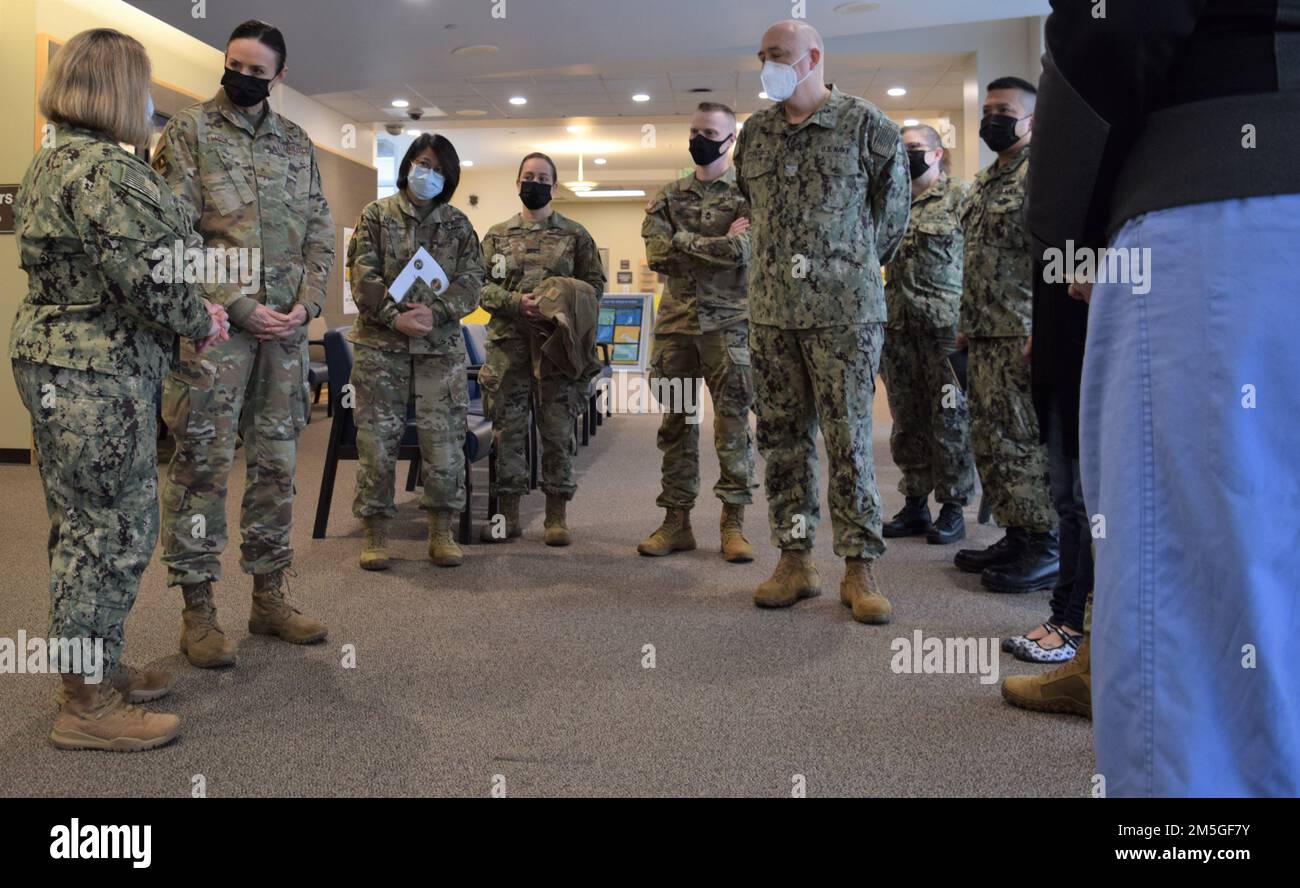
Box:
[10,30,226,751]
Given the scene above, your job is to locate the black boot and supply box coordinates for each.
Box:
[882,496,932,538]
[954,527,1026,574]
[981,530,1060,593]
[927,502,966,545]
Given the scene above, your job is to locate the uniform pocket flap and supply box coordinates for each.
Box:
[726,345,751,366]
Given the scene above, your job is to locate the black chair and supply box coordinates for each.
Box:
[307,359,330,418]
[461,325,496,538]
[312,327,424,539]
[582,343,614,445]
[307,322,331,419]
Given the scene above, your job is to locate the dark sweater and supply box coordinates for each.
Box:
[1027,0,1299,453]
[1033,0,1300,248]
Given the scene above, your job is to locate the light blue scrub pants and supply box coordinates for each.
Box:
[1081,194,1300,797]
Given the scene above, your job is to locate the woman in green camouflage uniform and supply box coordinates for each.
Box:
[478,153,606,546]
[10,30,226,751]
[347,134,483,569]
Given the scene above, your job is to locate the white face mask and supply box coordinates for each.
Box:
[761,51,812,102]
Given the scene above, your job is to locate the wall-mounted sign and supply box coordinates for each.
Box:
[597,294,654,372]
[0,185,18,234]
[616,271,633,285]
[619,259,630,270]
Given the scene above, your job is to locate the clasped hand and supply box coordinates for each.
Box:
[394,303,435,338]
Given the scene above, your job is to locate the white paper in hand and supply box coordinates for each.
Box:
[388,247,450,304]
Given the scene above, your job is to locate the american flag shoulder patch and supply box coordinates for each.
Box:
[120,166,161,205]
[870,116,901,159]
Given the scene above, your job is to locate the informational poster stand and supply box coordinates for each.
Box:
[595,293,654,373]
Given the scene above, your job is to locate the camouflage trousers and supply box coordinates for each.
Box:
[649,325,756,509]
[751,322,885,560]
[160,328,310,588]
[478,335,587,500]
[13,359,160,677]
[967,336,1056,532]
[879,322,975,505]
[351,344,468,516]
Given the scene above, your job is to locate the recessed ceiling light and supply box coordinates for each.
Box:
[903,118,920,126]
[452,44,498,57]
[887,87,907,97]
[462,160,474,167]
[566,125,582,133]
[834,1,881,12]
[391,99,410,108]
[509,96,527,106]
[405,128,420,136]
[456,109,488,116]
[759,91,770,100]
[632,93,650,102]
[593,158,607,165]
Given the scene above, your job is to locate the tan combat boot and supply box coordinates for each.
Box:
[359,516,390,571]
[1001,637,1092,718]
[544,494,571,547]
[720,503,754,563]
[754,550,821,608]
[49,674,180,752]
[179,581,236,668]
[637,508,696,556]
[53,662,173,708]
[428,510,464,567]
[840,557,892,624]
[479,494,523,543]
[249,569,328,644]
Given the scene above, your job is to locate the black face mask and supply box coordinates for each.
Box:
[222,68,273,108]
[980,113,1024,153]
[907,149,933,181]
[519,180,553,211]
[689,133,732,167]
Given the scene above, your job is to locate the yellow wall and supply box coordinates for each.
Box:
[0,0,372,451]
[0,0,40,452]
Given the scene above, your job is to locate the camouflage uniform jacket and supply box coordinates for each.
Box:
[959,145,1031,338]
[734,84,911,329]
[479,210,606,342]
[10,126,212,380]
[885,173,969,331]
[152,90,335,328]
[642,167,750,335]
[346,193,483,355]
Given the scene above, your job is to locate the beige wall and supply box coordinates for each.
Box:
[0,0,372,452]
[30,0,375,163]
[556,200,655,295]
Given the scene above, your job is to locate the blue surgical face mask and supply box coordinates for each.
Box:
[407,165,444,201]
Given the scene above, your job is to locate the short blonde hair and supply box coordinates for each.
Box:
[40,29,153,149]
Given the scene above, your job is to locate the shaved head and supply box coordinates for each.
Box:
[759,19,824,66]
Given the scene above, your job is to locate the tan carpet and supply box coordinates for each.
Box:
[0,387,1092,797]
